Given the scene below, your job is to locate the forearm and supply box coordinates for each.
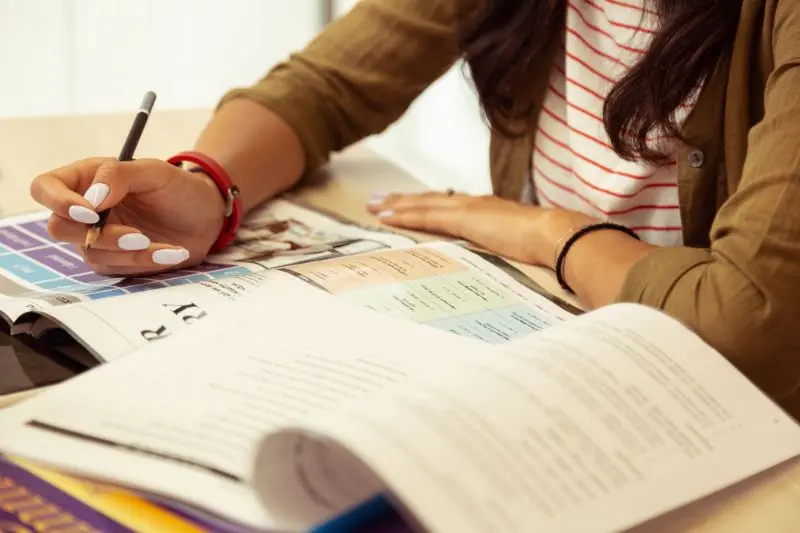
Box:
[193,98,306,214]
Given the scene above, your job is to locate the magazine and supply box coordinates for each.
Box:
[0,198,575,362]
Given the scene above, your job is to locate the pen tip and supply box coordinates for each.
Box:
[84,227,101,250]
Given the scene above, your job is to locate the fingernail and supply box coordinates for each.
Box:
[367,192,389,205]
[118,233,151,251]
[377,210,394,218]
[68,205,99,224]
[152,248,190,265]
[83,183,110,209]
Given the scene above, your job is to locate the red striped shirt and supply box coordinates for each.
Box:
[530,0,698,245]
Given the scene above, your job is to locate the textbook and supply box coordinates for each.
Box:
[0,199,574,363]
[0,279,798,533]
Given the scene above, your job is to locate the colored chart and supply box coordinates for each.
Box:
[285,246,569,343]
[0,215,251,301]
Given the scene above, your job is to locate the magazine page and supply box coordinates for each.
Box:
[250,304,800,533]
[0,199,415,327]
[214,197,415,267]
[32,243,575,362]
[0,276,488,530]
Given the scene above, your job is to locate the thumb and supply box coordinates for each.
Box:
[87,158,179,211]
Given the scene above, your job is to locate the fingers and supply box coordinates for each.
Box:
[31,158,180,224]
[88,158,178,212]
[48,216,151,251]
[47,214,191,272]
[31,158,108,223]
[366,190,467,215]
[365,190,473,236]
[83,244,191,270]
[377,206,464,235]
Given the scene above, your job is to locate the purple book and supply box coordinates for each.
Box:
[0,457,237,532]
[0,457,413,533]
[0,458,135,532]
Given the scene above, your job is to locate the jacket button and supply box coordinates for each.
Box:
[688,149,705,168]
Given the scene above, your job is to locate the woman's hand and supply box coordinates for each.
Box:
[367,190,659,309]
[31,157,226,276]
[366,190,565,265]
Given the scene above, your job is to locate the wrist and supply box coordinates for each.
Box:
[187,166,226,230]
[167,151,243,253]
[536,209,600,269]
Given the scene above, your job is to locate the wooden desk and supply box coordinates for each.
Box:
[1,110,800,533]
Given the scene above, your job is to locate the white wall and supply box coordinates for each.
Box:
[0,0,491,192]
[367,67,492,194]
[334,0,492,194]
[0,0,319,117]
[0,1,72,117]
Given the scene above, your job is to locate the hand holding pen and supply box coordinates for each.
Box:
[30,92,231,275]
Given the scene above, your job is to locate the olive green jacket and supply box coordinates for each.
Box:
[221,0,800,415]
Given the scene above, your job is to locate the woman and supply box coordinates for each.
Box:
[30,1,800,410]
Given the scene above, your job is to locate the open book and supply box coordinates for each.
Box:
[0,278,797,533]
[0,199,574,363]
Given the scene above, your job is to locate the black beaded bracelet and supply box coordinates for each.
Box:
[554,222,640,293]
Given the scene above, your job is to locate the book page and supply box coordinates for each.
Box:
[0,200,415,326]
[0,276,487,530]
[252,304,800,533]
[33,242,573,362]
[35,270,284,362]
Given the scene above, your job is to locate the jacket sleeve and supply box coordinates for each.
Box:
[617,1,800,402]
[218,0,470,173]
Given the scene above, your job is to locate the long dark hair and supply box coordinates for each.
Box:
[459,0,741,163]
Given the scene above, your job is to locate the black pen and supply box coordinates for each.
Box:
[84,91,157,249]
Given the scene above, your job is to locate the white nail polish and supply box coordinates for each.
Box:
[68,205,99,224]
[152,248,190,265]
[83,183,110,209]
[367,196,386,206]
[377,210,394,218]
[118,233,151,251]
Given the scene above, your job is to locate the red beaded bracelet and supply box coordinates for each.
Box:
[166,151,242,254]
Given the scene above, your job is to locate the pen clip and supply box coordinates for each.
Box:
[224,186,240,218]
